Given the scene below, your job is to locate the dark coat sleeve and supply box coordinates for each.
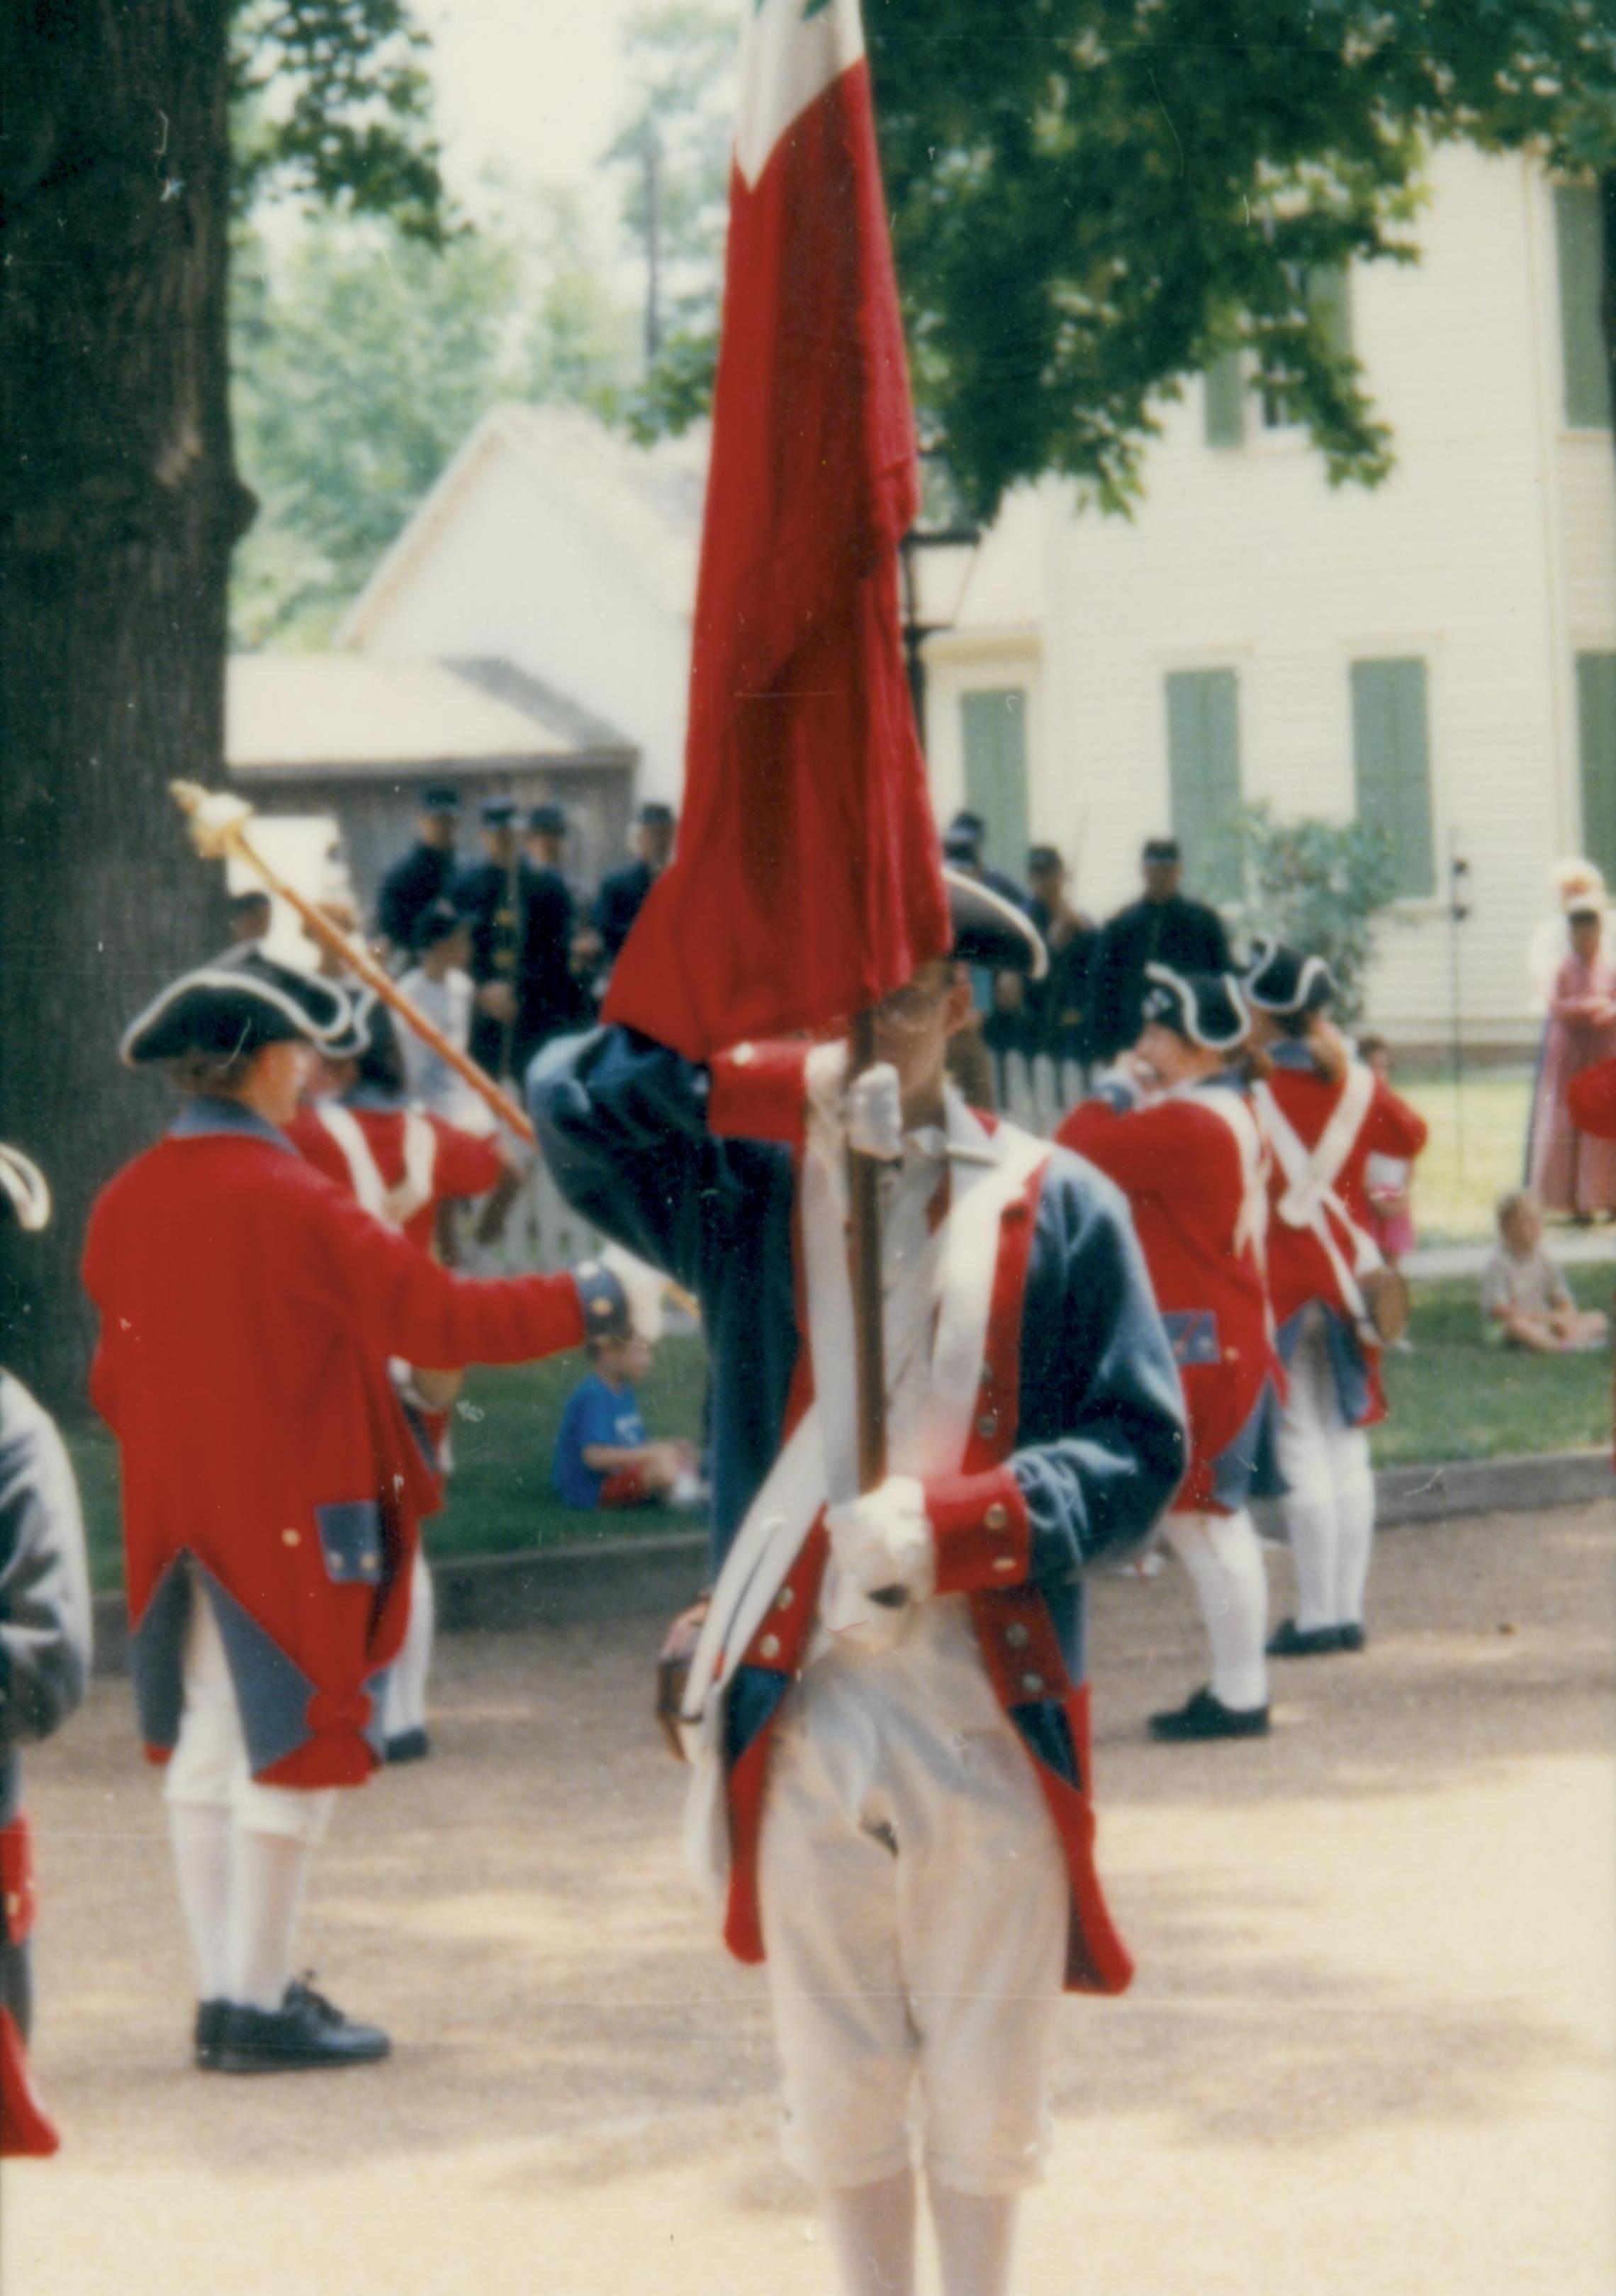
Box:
[1011,1150,1187,1585]
[0,1374,92,1749]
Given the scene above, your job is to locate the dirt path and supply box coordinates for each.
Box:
[4,1502,1613,2296]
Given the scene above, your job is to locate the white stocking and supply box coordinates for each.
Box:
[382,1548,435,1740]
[1275,1317,1341,1633]
[821,2170,917,2296]
[226,1829,320,2013]
[928,2180,1019,2296]
[167,1803,234,2001]
[1164,1509,1269,1709]
[1331,1426,1376,1626]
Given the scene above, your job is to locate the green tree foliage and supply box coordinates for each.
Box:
[865,0,1616,517]
[230,0,448,240]
[231,193,632,645]
[605,4,734,437]
[1228,803,1401,1026]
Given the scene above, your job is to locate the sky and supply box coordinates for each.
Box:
[415,0,724,202]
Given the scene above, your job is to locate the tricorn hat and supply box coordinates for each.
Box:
[0,1143,50,1232]
[120,946,352,1068]
[1140,962,1250,1051]
[944,867,1048,979]
[1243,937,1335,1016]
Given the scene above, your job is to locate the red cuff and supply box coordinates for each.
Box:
[707,1042,812,1145]
[926,1468,1031,1594]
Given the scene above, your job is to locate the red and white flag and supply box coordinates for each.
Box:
[603,0,949,1059]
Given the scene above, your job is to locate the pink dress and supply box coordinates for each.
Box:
[1527,953,1616,1213]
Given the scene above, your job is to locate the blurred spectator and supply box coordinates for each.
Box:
[395,900,483,1130]
[1526,892,1616,1219]
[1088,837,1231,1062]
[228,889,272,945]
[1026,845,1099,1091]
[1358,1035,1418,1268]
[595,802,678,965]
[941,810,1029,911]
[553,1331,701,1510]
[519,803,594,1052]
[1481,1191,1609,1352]
[375,786,459,959]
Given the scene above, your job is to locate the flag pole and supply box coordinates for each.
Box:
[847,1006,888,1493]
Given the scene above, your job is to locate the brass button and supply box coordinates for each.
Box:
[361,1551,379,1571]
[1021,1672,1045,1696]
[590,1295,615,1318]
[1005,1622,1030,1649]
[759,1634,781,1661]
[4,1892,20,1920]
[992,1555,1016,1574]
[281,1528,301,1548]
[984,1502,1009,1533]
[775,1587,796,1611]
[976,1413,999,1441]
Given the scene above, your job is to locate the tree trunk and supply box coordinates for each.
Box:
[0,2,253,1409]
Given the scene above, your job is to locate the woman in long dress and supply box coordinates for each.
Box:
[1527,904,1616,1216]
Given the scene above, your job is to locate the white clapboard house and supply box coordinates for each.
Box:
[340,150,1613,1048]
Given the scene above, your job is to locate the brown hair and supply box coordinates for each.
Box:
[162,1047,260,1099]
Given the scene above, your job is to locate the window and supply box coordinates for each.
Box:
[1165,670,1242,900]
[960,689,1030,878]
[1203,264,1352,445]
[1350,658,1434,899]
[1555,185,1612,430]
[1578,654,1616,884]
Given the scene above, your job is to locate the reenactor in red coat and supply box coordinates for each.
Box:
[84,947,624,2073]
[1243,942,1428,1657]
[1061,964,1282,1740]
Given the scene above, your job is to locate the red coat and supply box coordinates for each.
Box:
[1060,1084,1278,1510]
[284,1098,503,1253]
[1260,1055,1428,1333]
[84,1101,585,1788]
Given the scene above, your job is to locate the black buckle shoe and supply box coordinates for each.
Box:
[1266,1619,1343,1658]
[215,1979,391,2073]
[1149,1687,1270,1742]
[383,1728,432,1765]
[1336,1623,1367,1653]
[194,1998,230,2071]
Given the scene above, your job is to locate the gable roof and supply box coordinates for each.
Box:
[226,653,634,778]
[338,404,708,648]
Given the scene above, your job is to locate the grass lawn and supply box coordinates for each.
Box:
[64,1265,1612,1594]
[1390,1063,1534,1243]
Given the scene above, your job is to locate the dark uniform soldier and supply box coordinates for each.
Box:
[1026,845,1099,1096]
[1088,836,1232,1064]
[376,786,460,960]
[520,803,594,1055]
[1,1142,92,2154]
[595,801,678,965]
[453,796,532,1078]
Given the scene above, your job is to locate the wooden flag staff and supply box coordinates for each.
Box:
[846,1006,888,1494]
[169,782,537,1148]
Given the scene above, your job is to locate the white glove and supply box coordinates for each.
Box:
[804,1042,903,1161]
[826,1475,936,1604]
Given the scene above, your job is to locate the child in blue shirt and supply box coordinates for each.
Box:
[554,1332,700,1507]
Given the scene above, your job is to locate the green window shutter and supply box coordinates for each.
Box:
[1351,658,1435,899]
[1578,654,1616,884]
[1556,184,1612,430]
[960,688,1030,879]
[1165,670,1242,902]
[1307,263,1352,359]
[1203,350,1246,447]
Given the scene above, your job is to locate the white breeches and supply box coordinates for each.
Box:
[756,1599,1068,2197]
[381,1549,434,1741]
[1274,1309,1376,1631]
[1163,1507,1269,1709]
[164,1589,335,1846]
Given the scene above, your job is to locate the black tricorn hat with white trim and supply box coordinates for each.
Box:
[1140,962,1250,1051]
[1242,937,1335,1016]
[120,946,353,1067]
[944,866,1048,979]
[0,1143,50,1232]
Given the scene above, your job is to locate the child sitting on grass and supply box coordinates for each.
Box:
[1481,1189,1610,1353]
[553,1324,702,1509]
